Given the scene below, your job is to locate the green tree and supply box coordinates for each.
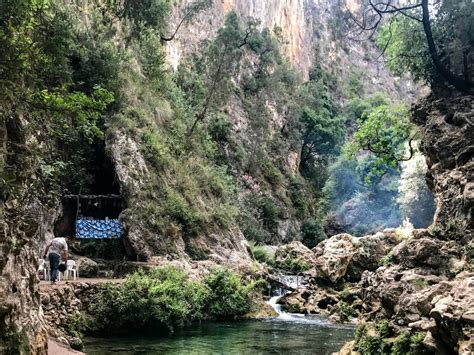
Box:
[376,16,434,83]
[0,0,71,105]
[188,11,245,134]
[161,0,213,41]
[106,0,173,38]
[295,66,345,185]
[345,101,414,185]
[350,0,473,93]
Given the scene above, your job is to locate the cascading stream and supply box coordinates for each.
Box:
[266,274,354,327]
[266,274,307,322]
[267,294,305,321]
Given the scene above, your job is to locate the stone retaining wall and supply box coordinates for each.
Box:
[40,282,118,351]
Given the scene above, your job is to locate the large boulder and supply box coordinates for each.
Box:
[274,241,315,272]
[279,287,340,315]
[392,235,467,273]
[76,257,99,278]
[360,265,449,323]
[391,237,442,268]
[430,272,474,353]
[312,232,398,283]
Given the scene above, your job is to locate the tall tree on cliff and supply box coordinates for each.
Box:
[347,0,473,94]
[187,11,245,134]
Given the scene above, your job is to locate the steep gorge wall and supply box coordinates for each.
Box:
[166,0,415,98]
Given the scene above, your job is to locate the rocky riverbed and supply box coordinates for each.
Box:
[267,225,473,354]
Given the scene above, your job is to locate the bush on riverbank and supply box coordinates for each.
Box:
[355,321,426,355]
[204,268,257,318]
[249,243,275,265]
[82,266,257,334]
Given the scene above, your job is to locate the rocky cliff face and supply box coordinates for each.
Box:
[413,92,474,234]
[167,0,415,98]
[0,115,55,353]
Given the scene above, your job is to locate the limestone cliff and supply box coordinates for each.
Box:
[0,116,54,353]
[166,0,415,98]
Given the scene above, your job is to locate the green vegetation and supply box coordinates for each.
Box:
[376,1,473,90]
[204,268,258,318]
[391,332,425,355]
[301,218,326,248]
[323,90,435,235]
[249,243,274,265]
[84,267,257,334]
[0,326,30,355]
[276,256,310,273]
[334,301,358,323]
[355,321,425,355]
[2,0,383,255]
[377,17,433,84]
[378,254,394,267]
[344,101,414,185]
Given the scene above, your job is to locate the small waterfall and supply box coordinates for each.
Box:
[266,294,306,321]
[277,274,302,290]
[266,274,306,322]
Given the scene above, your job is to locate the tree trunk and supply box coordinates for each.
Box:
[421,0,473,94]
[188,54,225,136]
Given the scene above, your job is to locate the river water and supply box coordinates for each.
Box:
[83,295,354,354]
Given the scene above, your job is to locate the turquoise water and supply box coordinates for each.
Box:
[83,317,354,354]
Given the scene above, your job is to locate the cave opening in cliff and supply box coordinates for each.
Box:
[89,140,121,195]
[53,140,129,259]
[54,195,127,260]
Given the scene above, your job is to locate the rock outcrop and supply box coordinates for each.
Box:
[430,272,474,354]
[312,232,399,283]
[274,222,472,353]
[333,92,473,353]
[1,179,58,353]
[40,282,123,351]
[413,92,474,235]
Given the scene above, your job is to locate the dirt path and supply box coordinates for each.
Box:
[48,339,84,355]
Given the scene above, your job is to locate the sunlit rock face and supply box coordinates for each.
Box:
[166,0,416,99]
[167,0,312,75]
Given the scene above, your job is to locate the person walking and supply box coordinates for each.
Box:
[43,236,69,285]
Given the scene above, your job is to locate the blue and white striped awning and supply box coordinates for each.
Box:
[75,218,122,239]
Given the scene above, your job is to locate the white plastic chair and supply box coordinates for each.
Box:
[65,260,78,280]
[38,259,48,281]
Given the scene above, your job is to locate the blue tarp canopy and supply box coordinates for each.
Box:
[76,218,122,239]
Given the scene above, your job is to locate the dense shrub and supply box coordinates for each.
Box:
[275,255,310,273]
[258,196,280,231]
[203,268,256,318]
[355,321,424,355]
[147,267,210,328]
[249,243,274,265]
[334,301,358,323]
[391,332,425,355]
[84,267,256,333]
[301,218,326,248]
[208,113,233,142]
